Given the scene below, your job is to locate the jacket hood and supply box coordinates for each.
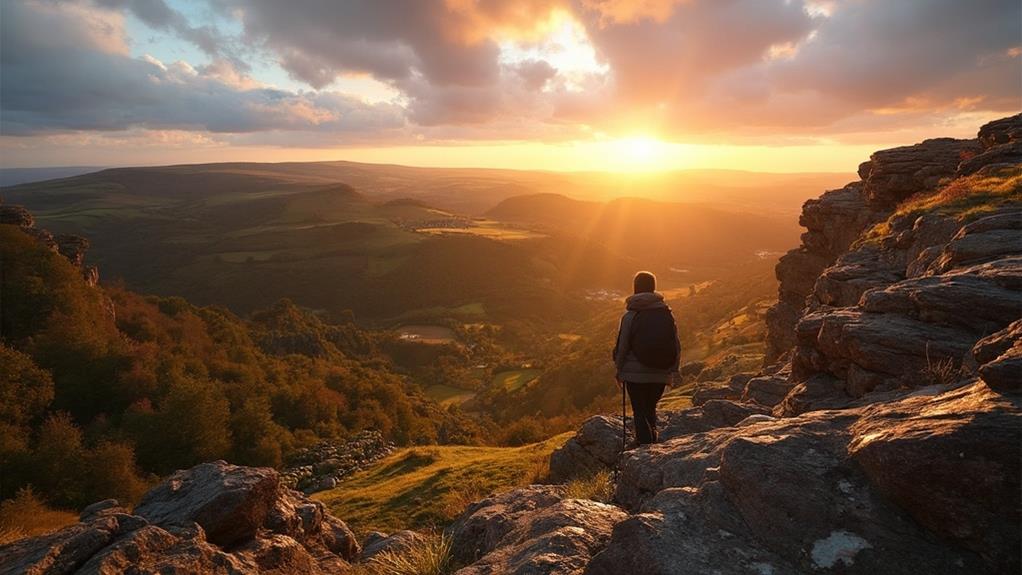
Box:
[625,291,667,311]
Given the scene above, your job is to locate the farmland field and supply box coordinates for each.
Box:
[493,369,542,391]
[425,384,475,406]
[396,325,457,344]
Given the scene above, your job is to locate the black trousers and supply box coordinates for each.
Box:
[625,382,666,444]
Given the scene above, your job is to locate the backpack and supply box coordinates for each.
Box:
[626,307,679,369]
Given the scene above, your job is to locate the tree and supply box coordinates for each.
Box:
[82,441,148,506]
[124,375,232,474]
[230,397,288,468]
[25,413,84,507]
[0,345,53,463]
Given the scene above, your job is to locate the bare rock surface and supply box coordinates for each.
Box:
[849,382,1021,572]
[974,319,1022,393]
[548,416,624,482]
[0,461,360,575]
[690,374,748,405]
[598,381,1016,574]
[447,486,566,566]
[359,529,425,561]
[960,113,1022,175]
[660,400,769,439]
[452,498,626,575]
[858,137,982,206]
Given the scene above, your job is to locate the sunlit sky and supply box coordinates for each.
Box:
[1,0,1019,172]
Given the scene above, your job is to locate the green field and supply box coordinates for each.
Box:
[314,433,572,534]
[493,369,541,391]
[396,325,457,344]
[416,219,544,241]
[425,384,475,406]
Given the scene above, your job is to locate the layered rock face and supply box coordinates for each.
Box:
[764,116,1018,363]
[777,115,1022,411]
[0,461,360,575]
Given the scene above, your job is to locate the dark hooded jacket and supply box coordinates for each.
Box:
[613,291,681,383]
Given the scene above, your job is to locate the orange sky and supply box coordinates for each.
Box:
[1,1,1018,172]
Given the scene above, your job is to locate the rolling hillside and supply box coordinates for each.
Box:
[1,161,806,321]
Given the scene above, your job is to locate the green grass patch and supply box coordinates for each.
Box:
[425,384,475,406]
[659,381,696,411]
[313,433,571,535]
[493,369,541,391]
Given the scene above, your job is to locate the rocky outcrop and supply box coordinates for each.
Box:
[959,113,1022,175]
[764,116,1019,364]
[0,203,35,227]
[765,183,882,361]
[281,430,395,494]
[690,373,749,405]
[447,486,626,575]
[848,384,1021,571]
[974,319,1022,393]
[548,416,625,482]
[1,203,99,286]
[359,529,425,561]
[0,461,360,575]
[660,399,769,439]
[858,138,982,206]
[763,115,1021,413]
[599,381,1018,574]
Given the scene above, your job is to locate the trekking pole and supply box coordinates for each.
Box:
[615,382,626,483]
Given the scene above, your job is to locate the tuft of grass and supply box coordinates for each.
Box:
[352,531,456,575]
[860,165,1022,245]
[921,343,965,387]
[563,469,614,503]
[0,487,78,545]
[314,433,572,534]
[523,455,551,485]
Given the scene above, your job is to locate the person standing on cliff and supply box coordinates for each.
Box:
[613,271,681,446]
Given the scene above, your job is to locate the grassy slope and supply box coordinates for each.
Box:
[861,165,1022,244]
[314,433,572,535]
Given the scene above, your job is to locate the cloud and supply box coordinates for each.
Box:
[93,0,243,67]
[1,0,1018,148]
[0,1,406,139]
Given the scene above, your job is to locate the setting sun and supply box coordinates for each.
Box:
[612,136,671,171]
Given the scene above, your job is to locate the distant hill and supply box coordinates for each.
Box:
[0,160,824,320]
[0,166,104,187]
[2,160,850,214]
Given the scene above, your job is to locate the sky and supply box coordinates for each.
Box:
[0,0,1019,172]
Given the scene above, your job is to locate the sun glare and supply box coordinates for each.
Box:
[609,136,672,171]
